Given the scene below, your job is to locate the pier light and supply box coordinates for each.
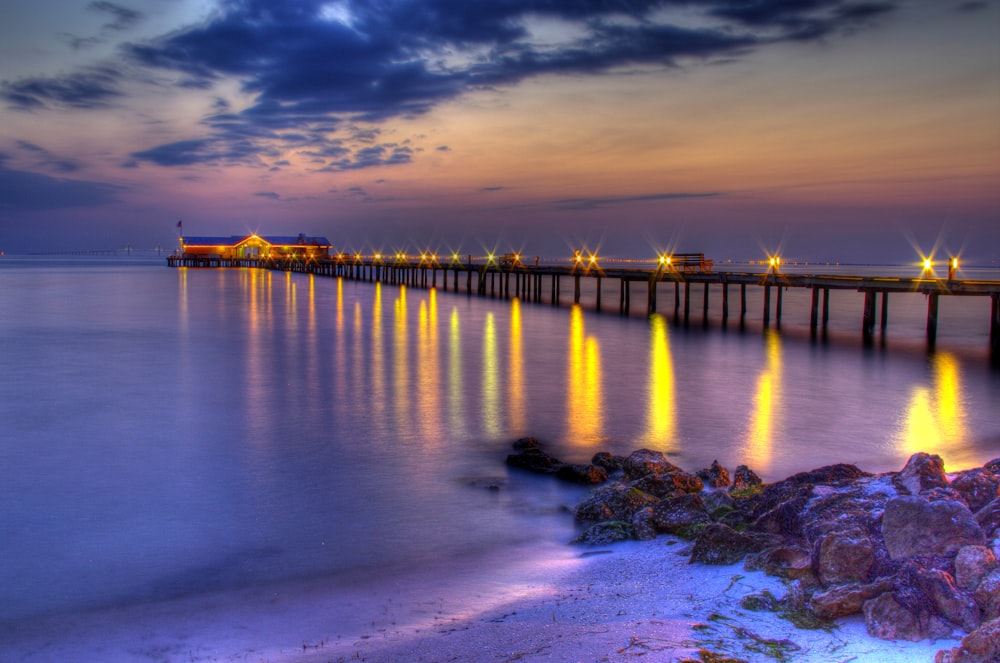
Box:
[588,252,599,266]
[574,250,583,265]
[659,253,672,267]
[922,257,933,274]
[949,256,959,280]
[487,252,496,265]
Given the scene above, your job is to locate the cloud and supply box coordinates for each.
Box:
[0,156,122,210]
[481,186,506,192]
[89,1,142,32]
[19,0,900,169]
[2,66,123,110]
[551,192,722,210]
[15,141,80,173]
[254,191,280,200]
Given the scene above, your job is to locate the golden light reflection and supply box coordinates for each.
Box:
[566,305,603,446]
[416,291,442,439]
[508,298,525,434]
[897,352,968,458]
[744,330,782,470]
[483,312,501,436]
[643,314,676,447]
[449,307,465,437]
[371,283,386,433]
[394,285,409,429]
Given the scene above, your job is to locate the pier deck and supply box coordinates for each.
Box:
[167,255,1000,364]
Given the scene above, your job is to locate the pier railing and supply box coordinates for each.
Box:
[166,254,1000,364]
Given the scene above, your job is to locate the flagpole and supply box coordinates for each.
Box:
[177,220,183,254]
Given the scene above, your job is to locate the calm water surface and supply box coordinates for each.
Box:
[1,257,998,626]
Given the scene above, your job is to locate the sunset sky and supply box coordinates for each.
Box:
[1,0,997,263]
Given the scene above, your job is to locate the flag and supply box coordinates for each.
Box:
[177,220,182,228]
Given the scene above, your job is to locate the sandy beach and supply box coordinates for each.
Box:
[2,537,958,662]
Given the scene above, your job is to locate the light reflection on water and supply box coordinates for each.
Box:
[0,261,998,625]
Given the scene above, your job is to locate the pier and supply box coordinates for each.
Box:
[167,254,1000,365]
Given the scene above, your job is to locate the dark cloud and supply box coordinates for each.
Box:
[955,1,989,11]
[481,186,506,192]
[254,191,280,199]
[89,1,142,32]
[2,66,123,110]
[552,192,721,210]
[48,0,896,169]
[15,141,80,173]
[0,158,122,210]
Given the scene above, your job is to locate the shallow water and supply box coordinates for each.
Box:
[1,256,998,631]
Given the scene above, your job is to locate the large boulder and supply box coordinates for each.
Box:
[622,448,681,480]
[810,579,894,620]
[864,592,953,642]
[574,483,659,524]
[955,546,997,591]
[951,468,1000,513]
[935,617,1000,663]
[894,452,949,495]
[882,496,984,559]
[916,568,981,632]
[974,568,1000,622]
[650,493,710,535]
[591,452,625,474]
[689,523,760,565]
[816,529,875,586]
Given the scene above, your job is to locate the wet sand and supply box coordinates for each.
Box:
[2,538,955,662]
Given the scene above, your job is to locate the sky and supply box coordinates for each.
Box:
[0,0,998,263]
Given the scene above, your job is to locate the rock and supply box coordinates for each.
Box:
[746,545,814,581]
[894,452,949,495]
[697,460,731,488]
[784,463,871,487]
[650,493,710,536]
[817,529,875,586]
[572,520,633,545]
[810,579,894,620]
[917,568,981,632]
[702,489,736,516]
[630,506,658,541]
[935,617,1000,663]
[986,458,1000,474]
[955,546,997,591]
[512,437,542,450]
[882,495,984,559]
[574,483,659,524]
[555,463,608,485]
[975,497,1000,539]
[591,452,625,473]
[864,592,953,642]
[689,523,760,565]
[741,590,779,612]
[632,471,703,497]
[731,465,763,492]
[974,568,1000,621]
[622,448,682,480]
[505,441,565,475]
[750,496,807,536]
[951,468,1000,513]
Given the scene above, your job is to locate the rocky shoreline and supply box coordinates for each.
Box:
[507,440,1000,663]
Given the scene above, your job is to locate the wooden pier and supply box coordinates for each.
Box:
[167,254,1000,365]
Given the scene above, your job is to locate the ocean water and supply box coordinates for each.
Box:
[1,256,999,642]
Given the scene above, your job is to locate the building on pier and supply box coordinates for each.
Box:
[179,233,331,260]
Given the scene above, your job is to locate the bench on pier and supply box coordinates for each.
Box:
[667,253,713,274]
